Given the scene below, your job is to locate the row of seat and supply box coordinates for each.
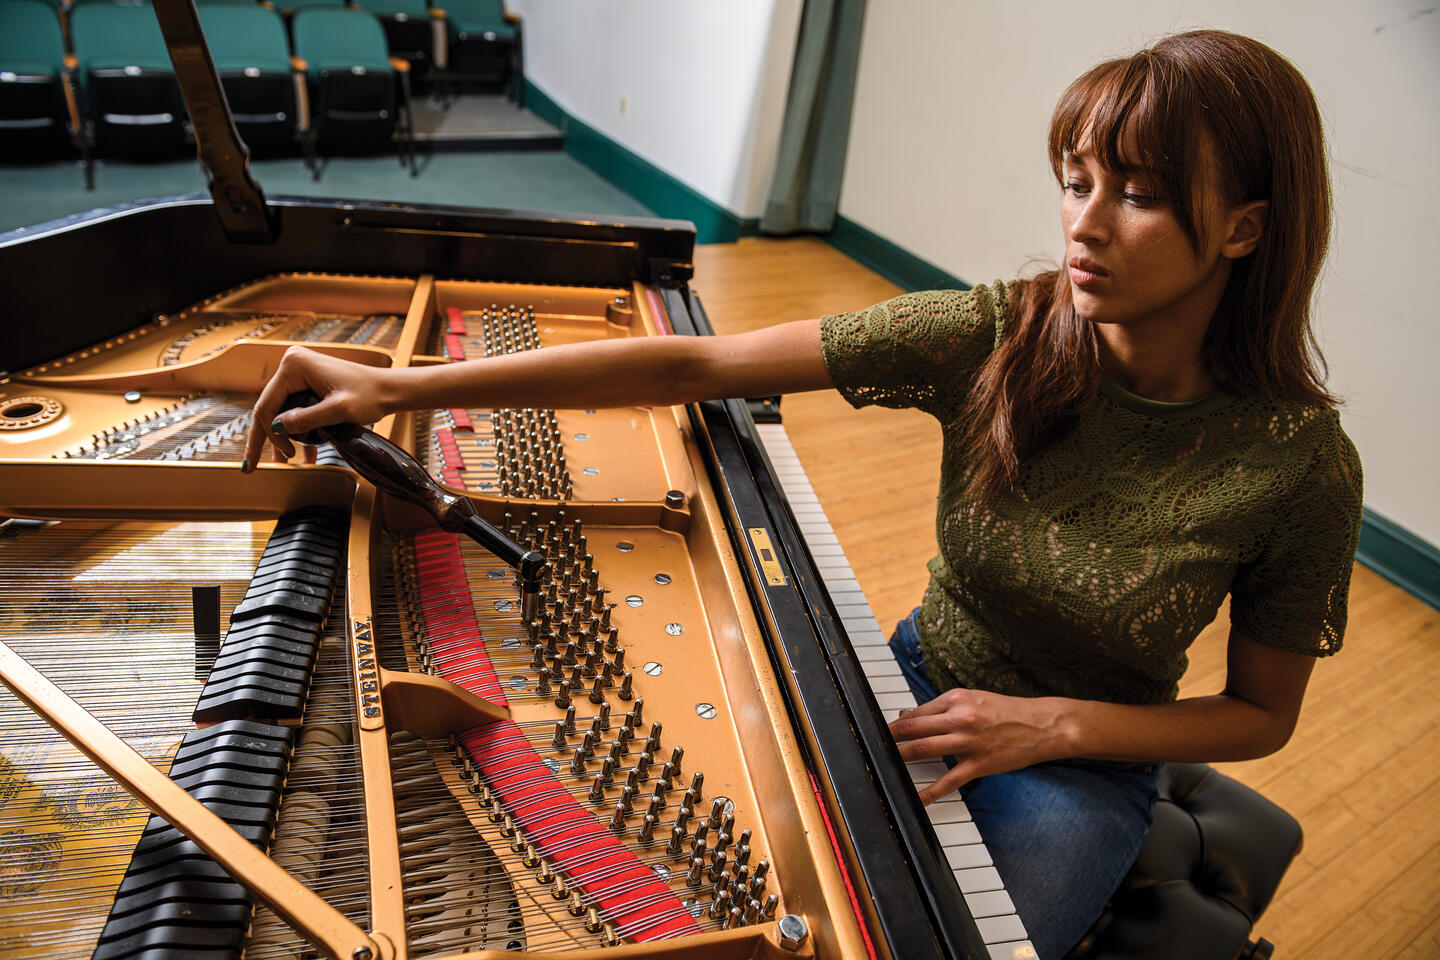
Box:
[0,0,521,183]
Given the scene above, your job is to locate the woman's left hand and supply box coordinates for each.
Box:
[888,688,1072,803]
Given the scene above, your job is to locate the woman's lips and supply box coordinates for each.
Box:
[1069,258,1109,288]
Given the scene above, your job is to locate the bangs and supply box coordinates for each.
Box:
[1048,54,1208,246]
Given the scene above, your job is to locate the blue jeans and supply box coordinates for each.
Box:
[889,610,1161,959]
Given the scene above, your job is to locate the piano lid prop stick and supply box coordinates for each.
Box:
[0,639,388,960]
[281,390,548,621]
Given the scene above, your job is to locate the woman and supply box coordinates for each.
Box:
[244,30,1362,958]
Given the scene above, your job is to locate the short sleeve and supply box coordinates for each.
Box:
[818,282,1009,419]
[1230,423,1363,657]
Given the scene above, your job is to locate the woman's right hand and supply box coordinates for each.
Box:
[241,346,396,471]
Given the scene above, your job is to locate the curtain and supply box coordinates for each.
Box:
[760,0,867,234]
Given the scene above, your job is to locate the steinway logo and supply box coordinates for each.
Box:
[354,617,381,718]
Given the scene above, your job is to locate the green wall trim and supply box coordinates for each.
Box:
[827,214,970,292]
[1358,507,1440,611]
[524,79,747,244]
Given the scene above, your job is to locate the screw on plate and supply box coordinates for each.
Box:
[777,914,808,951]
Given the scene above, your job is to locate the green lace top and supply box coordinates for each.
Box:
[820,282,1363,705]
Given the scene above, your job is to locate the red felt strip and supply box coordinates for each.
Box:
[450,408,475,432]
[409,531,701,942]
[445,334,466,361]
[447,307,467,335]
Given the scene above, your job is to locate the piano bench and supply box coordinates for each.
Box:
[1063,762,1301,960]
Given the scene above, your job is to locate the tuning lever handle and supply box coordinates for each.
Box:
[280,390,547,619]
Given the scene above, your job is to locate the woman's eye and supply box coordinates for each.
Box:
[1123,191,1158,207]
[1063,180,1090,196]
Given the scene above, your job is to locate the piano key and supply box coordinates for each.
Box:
[934,821,982,846]
[944,842,993,870]
[928,798,972,823]
[964,890,1016,919]
[975,914,1028,945]
[954,866,1005,894]
[988,942,1040,960]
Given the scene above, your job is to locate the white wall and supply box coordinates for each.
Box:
[508,0,803,219]
[840,1,1440,545]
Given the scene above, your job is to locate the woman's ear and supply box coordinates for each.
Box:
[1222,200,1269,259]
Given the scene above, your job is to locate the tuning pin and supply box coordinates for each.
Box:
[692,820,709,848]
[554,679,572,709]
[646,791,664,822]
[530,646,546,670]
[551,721,567,750]
[686,855,705,886]
[710,850,728,882]
[563,640,578,666]
[644,722,662,755]
[601,756,616,785]
[674,804,692,832]
[725,905,742,930]
[667,824,686,857]
[588,675,606,704]
[617,672,634,701]
[743,898,761,924]
[608,738,625,765]
[581,729,597,758]
[709,888,732,919]
[536,670,551,696]
[605,626,619,652]
[612,647,626,671]
[636,750,653,780]
[689,771,704,803]
[753,860,770,884]
[733,864,749,892]
[749,875,767,904]
[734,844,751,869]
[714,831,731,858]
[708,798,726,830]
[764,894,778,919]
[570,746,587,775]
[569,890,586,917]
[585,906,603,934]
[638,812,657,843]
[650,780,669,810]
[609,803,626,833]
[597,701,612,730]
[588,775,606,803]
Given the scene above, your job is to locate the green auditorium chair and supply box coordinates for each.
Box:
[0,0,89,168]
[442,0,521,105]
[349,0,448,98]
[291,6,417,179]
[197,2,306,156]
[68,0,189,177]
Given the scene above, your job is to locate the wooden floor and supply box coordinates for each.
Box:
[693,237,1440,960]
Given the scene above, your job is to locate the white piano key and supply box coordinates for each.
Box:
[874,691,919,713]
[953,866,1004,894]
[944,842,993,870]
[934,821,981,846]
[964,890,1016,919]
[987,941,1038,960]
[927,798,971,823]
[855,644,899,664]
[906,761,949,785]
[865,673,913,695]
[975,915,1028,945]
[860,657,903,678]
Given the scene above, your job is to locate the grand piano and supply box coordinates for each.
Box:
[0,4,1034,958]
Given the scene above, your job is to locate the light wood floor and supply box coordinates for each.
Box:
[693,237,1440,960]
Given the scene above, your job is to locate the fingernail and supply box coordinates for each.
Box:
[240,458,250,473]
[270,419,287,436]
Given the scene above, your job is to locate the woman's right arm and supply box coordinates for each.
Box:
[242,318,831,469]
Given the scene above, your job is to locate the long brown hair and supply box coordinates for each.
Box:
[963,30,1335,498]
